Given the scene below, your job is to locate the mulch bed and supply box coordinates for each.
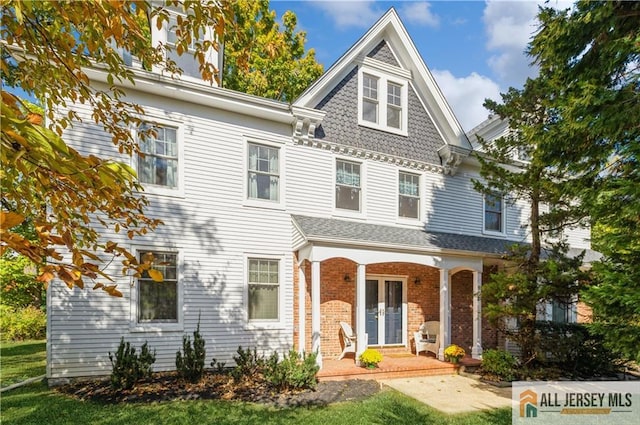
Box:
[56,372,380,408]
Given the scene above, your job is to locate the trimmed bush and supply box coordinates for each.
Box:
[176,322,206,383]
[232,346,266,381]
[265,350,319,390]
[0,305,46,340]
[481,349,518,382]
[109,338,156,390]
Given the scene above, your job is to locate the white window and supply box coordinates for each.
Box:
[336,160,361,211]
[484,193,504,233]
[138,125,179,189]
[387,82,402,129]
[357,61,409,135]
[248,143,279,202]
[137,251,178,323]
[362,74,379,123]
[248,258,280,321]
[399,171,420,219]
[166,11,207,79]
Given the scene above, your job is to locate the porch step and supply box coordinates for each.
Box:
[317,356,458,382]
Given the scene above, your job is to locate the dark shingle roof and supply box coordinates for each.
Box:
[292,215,518,256]
[292,215,602,262]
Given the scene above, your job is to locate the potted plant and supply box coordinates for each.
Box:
[444,344,465,364]
[359,348,383,369]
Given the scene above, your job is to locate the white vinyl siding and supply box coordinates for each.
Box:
[48,85,293,380]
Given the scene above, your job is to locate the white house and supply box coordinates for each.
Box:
[46,8,592,383]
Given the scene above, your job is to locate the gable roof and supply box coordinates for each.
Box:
[294,8,471,151]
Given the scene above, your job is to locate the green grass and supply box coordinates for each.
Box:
[1,340,46,388]
[2,381,511,425]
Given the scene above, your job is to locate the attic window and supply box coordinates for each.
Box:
[358,65,408,135]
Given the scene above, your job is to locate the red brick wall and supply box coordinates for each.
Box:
[576,301,592,324]
[482,265,500,350]
[451,270,473,353]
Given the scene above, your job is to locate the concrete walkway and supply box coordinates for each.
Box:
[380,374,514,414]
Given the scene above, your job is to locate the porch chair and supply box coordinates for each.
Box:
[414,321,440,357]
[338,321,357,360]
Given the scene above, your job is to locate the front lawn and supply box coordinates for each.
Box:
[1,340,46,388]
[2,381,511,425]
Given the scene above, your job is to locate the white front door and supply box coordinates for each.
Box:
[365,277,407,346]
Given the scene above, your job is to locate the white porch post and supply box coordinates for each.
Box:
[311,260,322,367]
[438,268,451,361]
[297,263,306,355]
[472,270,483,359]
[355,263,367,365]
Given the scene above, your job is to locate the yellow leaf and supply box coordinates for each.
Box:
[148,269,163,282]
[0,211,25,231]
[93,283,105,290]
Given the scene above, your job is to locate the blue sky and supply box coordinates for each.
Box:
[271,0,572,130]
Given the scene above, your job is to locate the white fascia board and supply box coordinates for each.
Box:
[83,67,294,125]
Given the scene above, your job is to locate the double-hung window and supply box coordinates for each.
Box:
[336,160,361,211]
[138,125,178,189]
[165,11,207,79]
[362,74,379,123]
[138,251,178,323]
[399,171,420,219]
[248,258,279,321]
[248,143,279,202]
[484,193,504,233]
[358,60,409,135]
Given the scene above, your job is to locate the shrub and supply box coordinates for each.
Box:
[264,350,319,390]
[0,254,45,309]
[0,305,46,340]
[359,348,383,368]
[232,346,266,381]
[481,349,518,382]
[176,322,206,383]
[536,321,621,378]
[109,338,156,390]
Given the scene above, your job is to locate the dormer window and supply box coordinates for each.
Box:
[150,7,219,85]
[357,58,409,135]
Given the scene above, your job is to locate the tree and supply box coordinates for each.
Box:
[1,1,239,296]
[529,0,640,362]
[473,77,590,365]
[223,0,323,102]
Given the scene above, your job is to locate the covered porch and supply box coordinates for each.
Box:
[292,215,508,369]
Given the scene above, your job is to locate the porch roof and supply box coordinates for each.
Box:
[291,215,516,257]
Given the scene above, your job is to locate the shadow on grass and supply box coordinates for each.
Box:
[1,340,46,388]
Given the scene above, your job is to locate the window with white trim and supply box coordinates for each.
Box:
[166,11,206,79]
[484,193,504,233]
[358,64,408,134]
[362,74,379,123]
[399,171,420,219]
[336,159,361,211]
[247,143,279,201]
[248,258,279,321]
[138,125,178,189]
[138,251,178,323]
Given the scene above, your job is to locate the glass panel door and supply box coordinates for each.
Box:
[365,280,379,345]
[385,280,403,344]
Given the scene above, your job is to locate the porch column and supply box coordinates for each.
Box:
[311,260,322,367]
[472,270,483,359]
[438,268,451,361]
[355,263,367,365]
[297,263,306,355]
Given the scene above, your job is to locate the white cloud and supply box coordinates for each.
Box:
[431,69,502,131]
[482,0,574,89]
[398,2,439,28]
[309,0,382,29]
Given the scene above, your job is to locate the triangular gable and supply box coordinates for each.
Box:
[294,8,471,154]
